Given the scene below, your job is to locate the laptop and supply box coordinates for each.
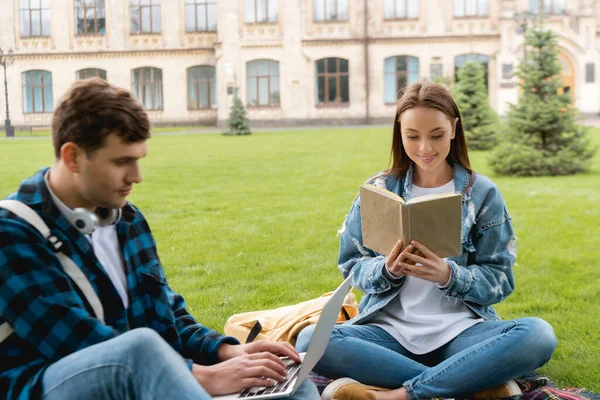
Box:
[214,273,354,400]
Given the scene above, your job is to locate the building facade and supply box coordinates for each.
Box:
[0,0,599,128]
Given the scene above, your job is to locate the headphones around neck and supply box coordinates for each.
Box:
[65,207,122,235]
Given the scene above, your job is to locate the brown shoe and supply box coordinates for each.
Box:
[321,378,385,400]
[473,380,522,399]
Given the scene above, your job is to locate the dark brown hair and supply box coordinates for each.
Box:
[387,82,474,191]
[51,78,151,158]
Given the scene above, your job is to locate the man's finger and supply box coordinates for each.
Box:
[252,342,300,363]
[240,377,277,390]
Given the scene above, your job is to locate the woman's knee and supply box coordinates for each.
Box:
[520,317,558,363]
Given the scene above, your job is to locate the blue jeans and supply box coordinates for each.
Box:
[41,328,319,400]
[296,317,557,400]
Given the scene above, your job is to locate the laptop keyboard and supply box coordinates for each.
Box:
[238,357,301,398]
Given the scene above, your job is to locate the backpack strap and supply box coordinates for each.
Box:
[0,200,105,344]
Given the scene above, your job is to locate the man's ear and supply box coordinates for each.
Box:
[60,142,83,173]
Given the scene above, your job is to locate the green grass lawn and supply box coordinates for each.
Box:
[1,127,599,390]
[11,125,214,138]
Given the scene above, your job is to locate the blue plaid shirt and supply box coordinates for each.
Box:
[0,168,240,399]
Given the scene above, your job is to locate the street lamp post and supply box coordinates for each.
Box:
[0,47,15,138]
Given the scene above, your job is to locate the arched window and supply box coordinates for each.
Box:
[246,60,280,106]
[187,66,216,109]
[76,68,107,80]
[131,67,163,110]
[384,56,419,104]
[22,70,53,113]
[455,54,489,91]
[315,58,349,105]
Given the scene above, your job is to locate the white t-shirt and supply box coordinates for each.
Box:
[368,179,483,354]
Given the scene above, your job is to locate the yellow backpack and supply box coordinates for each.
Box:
[224,290,359,346]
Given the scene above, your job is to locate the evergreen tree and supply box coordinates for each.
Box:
[454,61,498,150]
[225,87,251,136]
[490,26,595,176]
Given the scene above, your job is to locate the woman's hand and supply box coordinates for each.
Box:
[396,240,452,285]
[385,239,422,277]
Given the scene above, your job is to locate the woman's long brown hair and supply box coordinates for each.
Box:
[387,82,475,192]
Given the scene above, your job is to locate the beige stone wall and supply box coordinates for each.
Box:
[1,0,599,129]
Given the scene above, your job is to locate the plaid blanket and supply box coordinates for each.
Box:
[308,373,600,400]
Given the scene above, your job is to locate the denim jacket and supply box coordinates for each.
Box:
[338,163,516,325]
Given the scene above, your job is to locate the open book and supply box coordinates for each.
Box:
[359,184,462,258]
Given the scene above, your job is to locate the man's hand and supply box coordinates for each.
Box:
[218,341,301,363]
[192,341,301,396]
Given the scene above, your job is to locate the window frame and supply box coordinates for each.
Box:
[130,0,161,35]
[383,0,419,20]
[528,0,564,15]
[185,0,217,32]
[246,59,280,107]
[454,53,490,92]
[313,0,349,22]
[19,0,51,37]
[384,56,419,104]
[244,0,278,24]
[74,0,106,36]
[22,70,53,114]
[315,57,350,106]
[187,65,217,110]
[76,68,107,80]
[131,67,164,111]
[453,0,489,18]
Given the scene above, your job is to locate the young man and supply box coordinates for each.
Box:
[0,78,319,400]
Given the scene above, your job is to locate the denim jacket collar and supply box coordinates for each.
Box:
[402,162,473,201]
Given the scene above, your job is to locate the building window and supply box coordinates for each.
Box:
[455,53,489,90]
[244,0,278,23]
[316,58,349,105]
[430,63,443,79]
[130,0,161,34]
[132,67,163,110]
[76,68,107,80]
[586,63,595,83]
[384,56,419,104]
[20,0,51,37]
[187,66,216,109]
[185,0,217,32]
[528,0,563,14]
[22,70,53,113]
[74,0,106,35]
[383,0,419,19]
[246,60,280,107]
[502,63,513,79]
[313,0,348,22]
[453,0,489,17]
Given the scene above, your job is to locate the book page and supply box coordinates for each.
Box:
[363,184,405,203]
[406,191,458,204]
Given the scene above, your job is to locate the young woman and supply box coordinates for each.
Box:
[296,82,557,400]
